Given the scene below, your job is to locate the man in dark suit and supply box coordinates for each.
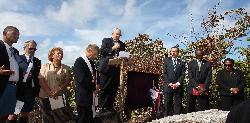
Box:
[163,46,185,116]
[74,44,100,123]
[217,58,245,111]
[226,99,250,123]
[99,28,125,112]
[7,40,41,123]
[187,49,212,112]
[0,26,22,122]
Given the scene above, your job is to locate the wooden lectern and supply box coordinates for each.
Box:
[108,57,160,121]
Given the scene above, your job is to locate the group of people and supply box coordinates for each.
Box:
[0,26,124,123]
[0,25,247,123]
[0,26,74,123]
[163,46,246,117]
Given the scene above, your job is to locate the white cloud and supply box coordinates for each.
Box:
[45,0,102,26]
[74,29,107,45]
[33,38,52,64]
[0,0,29,12]
[0,12,52,36]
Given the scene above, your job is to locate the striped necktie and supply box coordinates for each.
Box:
[173,59,177,71]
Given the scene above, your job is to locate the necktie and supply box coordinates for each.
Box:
[9,47,15,57]
[27,57,32,63]
[173,59,177,71]
[198,60,201,71]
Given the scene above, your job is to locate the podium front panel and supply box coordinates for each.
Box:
[125,71,159,110]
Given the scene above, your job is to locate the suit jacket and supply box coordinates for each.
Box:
[188,59,212,94]
[226,99,250,123]
[16,55,41,99]
[73,57,96,106]
[98,38,125,74]
[0,40,23,97]
[217,69,245,96]
[163,57,186,92]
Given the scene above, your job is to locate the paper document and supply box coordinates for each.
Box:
[14,100,24,114]
[150,88,159,100]
[118,51,130,58]
[49,95,66,110]
[23,62,33,82]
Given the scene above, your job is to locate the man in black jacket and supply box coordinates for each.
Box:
[7,40,41,123]
[0,26,22,122]
[74,44,100,123]
[226,99,250,123]
[98,28,125,113]
[163,46,185,116]
[187,49,212,112]
[217,58,245,111]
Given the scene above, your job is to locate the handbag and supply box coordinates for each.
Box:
[192,84,208,96]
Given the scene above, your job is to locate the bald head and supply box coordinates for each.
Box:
[112,27,122,41]
[195,49,204,60]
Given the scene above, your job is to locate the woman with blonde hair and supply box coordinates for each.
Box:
[39,47,73,123]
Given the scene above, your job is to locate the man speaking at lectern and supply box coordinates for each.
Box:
[99,27,125,113]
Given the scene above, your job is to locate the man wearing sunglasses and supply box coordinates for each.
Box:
[7,40,41,123]
[217,58,245,111]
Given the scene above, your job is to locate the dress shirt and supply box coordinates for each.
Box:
[3,41,19,81]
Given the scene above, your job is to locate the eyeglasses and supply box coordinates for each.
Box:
[29,48,37,51]
[224,64,233,67]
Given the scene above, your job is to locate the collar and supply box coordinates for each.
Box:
[196,59,203,62]
[112,37,119,42]
[172,57,178,61]
[25,54,33,60]
[3,40,11,50]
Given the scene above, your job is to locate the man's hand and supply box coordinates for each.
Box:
[230,88,240,94]
[112,42,120,51]
[0,65,15,75]
[196,86,206,95]
[168,83,173,88]
[51,89,60,98]
[171,83,178,89]
[94,84,100,95]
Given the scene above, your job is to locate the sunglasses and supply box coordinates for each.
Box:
[29,48,37,51]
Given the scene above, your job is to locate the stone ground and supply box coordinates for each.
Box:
[149,109,229,123]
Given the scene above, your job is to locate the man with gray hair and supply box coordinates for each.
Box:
[99,27,125,113]
[7,40,41,123]
[74,44,100,123]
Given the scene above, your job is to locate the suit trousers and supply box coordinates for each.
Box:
[220,95,244,111]
[0,83,17,116]
[164,90,182,116]
[77,105,93,123]
[99,66,120,111]
[187,94,209,113]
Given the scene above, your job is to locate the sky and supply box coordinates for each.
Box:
[0,0,250,66]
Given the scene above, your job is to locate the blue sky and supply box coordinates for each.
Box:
[0,0,249,66]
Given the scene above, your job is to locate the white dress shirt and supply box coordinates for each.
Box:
[3,41,19,81]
